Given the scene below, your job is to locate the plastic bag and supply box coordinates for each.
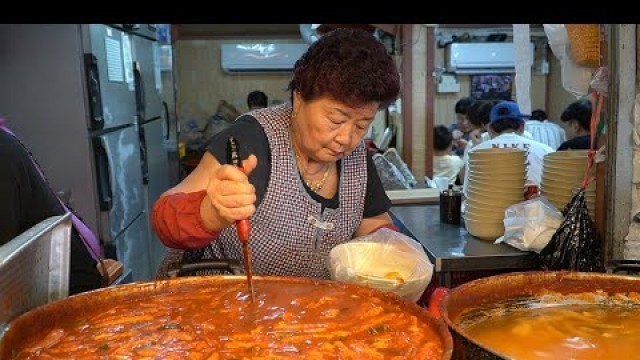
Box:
[497,196,564,253]
[327,228,434,303]
[202,113,232,147]
[180,118,203,151]
[372,154,412,190]
[539,189,605,272]
[383,148,417,188]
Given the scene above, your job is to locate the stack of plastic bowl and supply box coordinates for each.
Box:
[541,150,596,217]
[464,148,527,240]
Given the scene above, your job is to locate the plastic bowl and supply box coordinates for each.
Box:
[541,175,590,188]
[467,181,524,200]
[469,169,527,182]
[468,159,527,168]
[464,218,505,240]
[469,148,527,161]
[464,202,506,218]
[470,148,527,155]
[465,209,505,223]
[541,170,587,183]
[465,198,511,213]
[466,191,522,208]
[328,241,433,301]
[545,150,589,159]
[467,175,525,189]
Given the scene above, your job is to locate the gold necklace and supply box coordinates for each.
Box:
[294,153,331,192]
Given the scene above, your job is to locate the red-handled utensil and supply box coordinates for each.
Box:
[227,136,255,303]
[428,287,449,319]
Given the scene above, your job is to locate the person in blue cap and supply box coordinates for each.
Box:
[461,101,554,195]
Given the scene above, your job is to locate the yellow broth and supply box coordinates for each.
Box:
[463,303,640,360]
[11,281,444,359]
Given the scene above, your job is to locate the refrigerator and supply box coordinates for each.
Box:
[0,24,174,282]
[155,32,182,272]
[126,24,177,274]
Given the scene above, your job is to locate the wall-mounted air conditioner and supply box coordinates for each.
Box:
[445,42,534,74]
[221,43,308,73]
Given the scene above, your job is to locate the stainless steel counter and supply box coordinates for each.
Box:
[390,204,539,286]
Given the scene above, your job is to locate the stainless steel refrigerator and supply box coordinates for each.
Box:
[126,24,176,274]
[0,24,174,282]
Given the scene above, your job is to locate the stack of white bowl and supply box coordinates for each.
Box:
[464,148,527,240]
[541,150,596,217]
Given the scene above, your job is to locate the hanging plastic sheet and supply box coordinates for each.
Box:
[513,24,532,115]
[543,24,596,98]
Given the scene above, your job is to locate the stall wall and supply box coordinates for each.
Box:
[174,39,295,128]
[432,44,551,128]
[173,29,566,181]
[546,54,583,120]
[408,25,429,178]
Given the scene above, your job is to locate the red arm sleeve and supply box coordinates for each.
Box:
[368,223,400,234]
[151,190,220,250]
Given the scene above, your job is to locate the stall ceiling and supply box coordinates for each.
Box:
[176,24,401,40]
[176,24,302,39]
[176,24,544,39]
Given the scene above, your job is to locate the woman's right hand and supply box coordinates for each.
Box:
[200,154,258,231]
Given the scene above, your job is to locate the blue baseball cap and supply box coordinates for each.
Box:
[490,101,527,122]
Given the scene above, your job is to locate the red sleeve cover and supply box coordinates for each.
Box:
[151,190,219,250]
[369,223,400,234]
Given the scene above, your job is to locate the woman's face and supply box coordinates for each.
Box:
[292,91,379,162]
[456,113,471,133]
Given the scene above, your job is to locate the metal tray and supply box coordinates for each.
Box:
[0,214,71,336]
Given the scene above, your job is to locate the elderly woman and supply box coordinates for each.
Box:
[152,28,401,279]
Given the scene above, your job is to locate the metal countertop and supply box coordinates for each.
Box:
[390,204,539,273]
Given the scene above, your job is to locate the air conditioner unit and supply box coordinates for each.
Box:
[221,43,308,73]
[445,42,534,74]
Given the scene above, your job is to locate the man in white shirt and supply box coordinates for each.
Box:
[463,101,555,195]
[525,109,567,150]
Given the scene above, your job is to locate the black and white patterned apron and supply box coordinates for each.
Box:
[158,104,368,280]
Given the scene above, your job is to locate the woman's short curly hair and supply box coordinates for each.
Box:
[288,28,400,110]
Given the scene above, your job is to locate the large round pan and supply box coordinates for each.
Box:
[1,275,453,359]
[439,271,640,360]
